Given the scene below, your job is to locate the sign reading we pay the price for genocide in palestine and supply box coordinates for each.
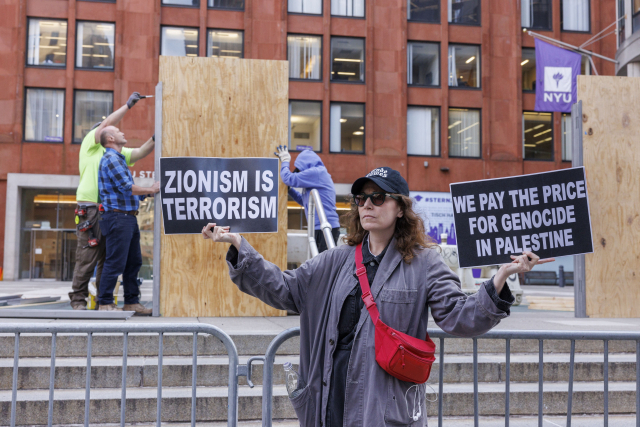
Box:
[450,167,593,268]
[160,157,279,235]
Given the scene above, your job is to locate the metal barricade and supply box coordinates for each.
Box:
[260,327,640,427]
[306,188,336,258]
[2,323,244,427]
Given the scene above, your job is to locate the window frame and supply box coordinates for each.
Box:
[25,17,69,69]
[521,47,536,93]
[447,107,482,159]
[448,42,481,90]
[23,87,66,144]
[75,20,116,71]
[72,89,114,144]
[522,110,555,162]
[160,25,201,58]
[287,33,323,82]
[288,99,323,153]
[162,0,200,9]
[330,36,366,84]
[206,28,244,58]
[329,101,366,155]
[330,0,366,19]
[407,105,442,158]
[288,0,323,16]
[561,112,572,162]
[521,0,553,31]
[407,40,441,88]
[448,0,481,27]
[76,0,115,4]
[208,0,245,10]
[407,0,441,24]
[560,0,591,33]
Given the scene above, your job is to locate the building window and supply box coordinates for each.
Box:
[24,88,65,143]
[289,0,322,14]
[208,30,243,57]
[73,91,113,144]
[209,0,244,9]
[448,0,480,25]
[288,35,322,80]
[562,0,590,32]
[330,103,364,153]
[523,111,553,160]
[407,106,440,156]
[561,113,572,161]
[331,37,365,82]
[448,108,480,158]
[332,0,364,17]
[161,27,199,57]
[76,22,115,70]
[522,48,536,91]
[407,0,439,22]
[408,42,439,86]
[634,0,640,34]
[163,0,199,6]
[448,44,480,88]
[521,0,552,30]
[27,19,67,67]
[618,0,626,45]
[289,101,322,151]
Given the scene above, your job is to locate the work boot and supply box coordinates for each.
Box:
[123,303,152,316]
[98,304,122,312]
[71,303,87,310]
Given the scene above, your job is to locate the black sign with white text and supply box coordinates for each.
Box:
[450,167,593,268]
[160,157,279,235]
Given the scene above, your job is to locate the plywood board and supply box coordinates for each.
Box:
[159,56,288,317]
[579,76,640,318]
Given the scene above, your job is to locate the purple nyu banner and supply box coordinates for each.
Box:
[534,39,581,113]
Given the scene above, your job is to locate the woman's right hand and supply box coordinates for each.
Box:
[202,223,242,250]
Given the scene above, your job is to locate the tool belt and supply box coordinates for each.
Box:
[75,203,100,248]
[355,242,436,384]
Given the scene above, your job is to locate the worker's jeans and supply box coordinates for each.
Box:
[98,212,142,306]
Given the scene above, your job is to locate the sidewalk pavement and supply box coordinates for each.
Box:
[1,281,639,333]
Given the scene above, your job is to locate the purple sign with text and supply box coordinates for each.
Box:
[534,39,581,113]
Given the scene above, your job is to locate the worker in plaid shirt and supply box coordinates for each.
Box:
[98,126,160,313]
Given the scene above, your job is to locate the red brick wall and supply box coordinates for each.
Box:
[0,0,617,270]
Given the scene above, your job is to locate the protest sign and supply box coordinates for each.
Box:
[160,157,279,235]
[450,167,593,268]
[410,191,457,245]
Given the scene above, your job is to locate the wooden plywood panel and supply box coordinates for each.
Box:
[579,76,640,318]
[159,56,288,317]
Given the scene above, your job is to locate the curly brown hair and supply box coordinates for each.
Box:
[343,194,437,263]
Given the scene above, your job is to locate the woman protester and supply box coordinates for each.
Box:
[201,167,553,427]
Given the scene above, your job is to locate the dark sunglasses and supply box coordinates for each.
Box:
[353,192,400,207]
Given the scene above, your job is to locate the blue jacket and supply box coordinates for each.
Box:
[280,150,340,230]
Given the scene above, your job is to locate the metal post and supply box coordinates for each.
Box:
[604,340,609,427]
[538,339,543,427]
[157,333,164,427]
[558,265,565,288]
[438,338,444,427]
[10,333,19,427]
[473,338,478,427]
[84,333,93,427]
[505,339,510,427]
[307,194,318,259]
[48,332,57,427]
[191,332,198,427]
[571,101,587,318]
[153,82,163,317]
[121,332,128,427]
[310,189,336,250]
[567,340,575,427]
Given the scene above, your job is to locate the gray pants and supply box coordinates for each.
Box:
[68,206,104,307]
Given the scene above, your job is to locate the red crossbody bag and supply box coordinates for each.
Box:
[356,242,436,384]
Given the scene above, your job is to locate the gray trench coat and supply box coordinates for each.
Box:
[226,236,511,427]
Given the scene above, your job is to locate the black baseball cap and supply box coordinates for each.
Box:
[351,167,410,197]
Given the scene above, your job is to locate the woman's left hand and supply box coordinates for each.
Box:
[493,251,555,293]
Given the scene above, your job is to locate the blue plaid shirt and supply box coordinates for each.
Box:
[98,148,143,212]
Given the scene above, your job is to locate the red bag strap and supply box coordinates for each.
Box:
[355,242,380,324]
